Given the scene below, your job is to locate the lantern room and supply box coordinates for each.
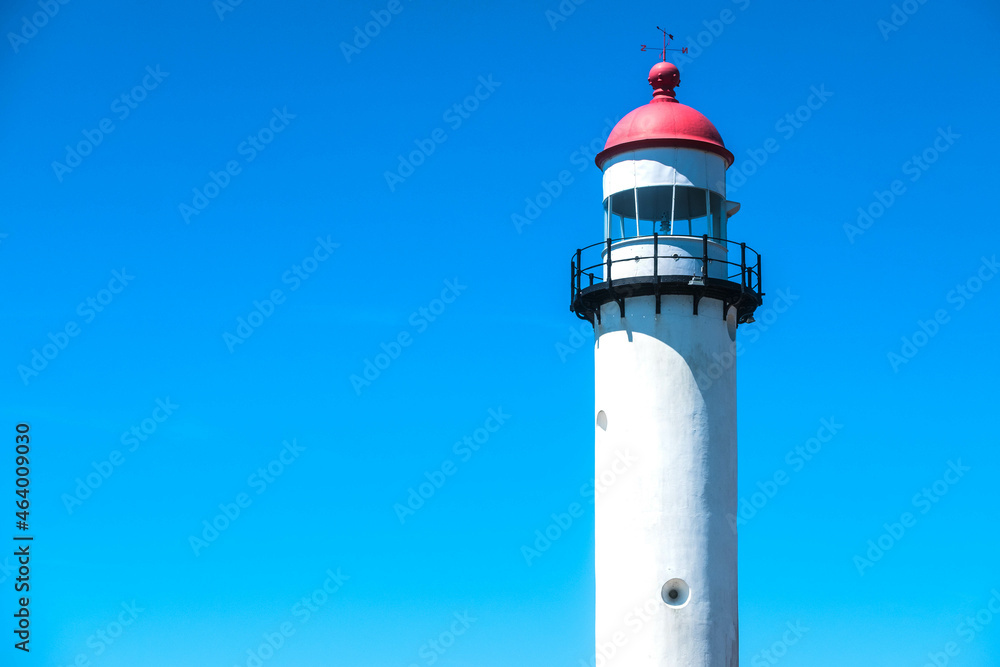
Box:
[596,61,738,243]
[600,147,732,241]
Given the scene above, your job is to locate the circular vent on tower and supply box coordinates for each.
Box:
[661,578,691,608]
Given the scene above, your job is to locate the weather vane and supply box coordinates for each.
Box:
[641,26,688,61]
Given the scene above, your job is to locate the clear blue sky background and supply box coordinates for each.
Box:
[2,0,999,665]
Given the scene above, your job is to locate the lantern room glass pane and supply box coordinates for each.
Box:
[710,191,724,239]
[604,186,727,240]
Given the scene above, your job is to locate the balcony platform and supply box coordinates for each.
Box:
[570,234,764,325]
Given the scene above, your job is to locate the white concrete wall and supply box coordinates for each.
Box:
[603,237,730,282]
[594,293,738,667]
[602,147,728,200]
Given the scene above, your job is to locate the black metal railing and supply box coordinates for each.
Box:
[570,233,762,312]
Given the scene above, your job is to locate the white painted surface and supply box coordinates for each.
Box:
[602,148,728,200]
[593,294,738,667]
[602,237,731,282]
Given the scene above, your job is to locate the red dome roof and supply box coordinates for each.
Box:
[596,62,733,168]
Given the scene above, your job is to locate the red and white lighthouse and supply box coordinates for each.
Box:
[570,61,763,666]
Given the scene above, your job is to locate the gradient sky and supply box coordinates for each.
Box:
[2,0,1000,665]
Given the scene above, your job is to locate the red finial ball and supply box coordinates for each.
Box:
[648,61,680,101]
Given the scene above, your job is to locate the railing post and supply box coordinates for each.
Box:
[757,254,762,294]
[606,237,613,286]
[653,232,661,314]
[702,234,709,278]
[653,232,658,279]
[741,242,747,288]
[576,248,582,296]
[570,258,576,310]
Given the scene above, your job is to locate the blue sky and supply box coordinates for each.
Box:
[2,0,999,665]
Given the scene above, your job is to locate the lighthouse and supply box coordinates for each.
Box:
[570,61,763,666]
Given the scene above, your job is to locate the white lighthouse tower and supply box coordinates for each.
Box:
[570,61,763,667]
